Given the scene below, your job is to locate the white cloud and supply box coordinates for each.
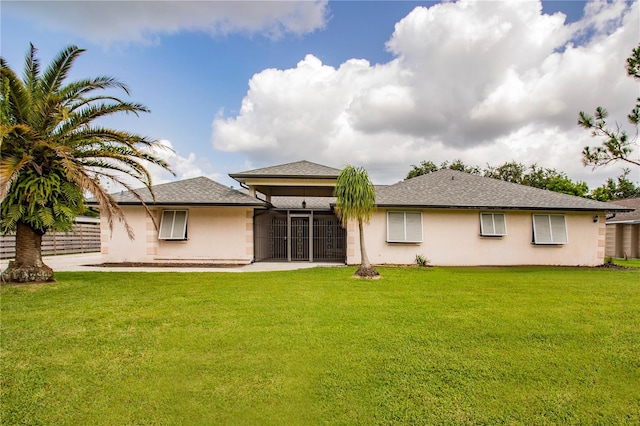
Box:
[100,139,221,194]
[3,0,329,43]
[212,0,639,187]
[149,139,221,184]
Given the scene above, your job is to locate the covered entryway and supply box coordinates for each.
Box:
[230,160,346,263]
[254,210,346,262]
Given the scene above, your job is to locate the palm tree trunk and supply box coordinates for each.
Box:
[1,221,54,283]
[358,219,371,269]
[355,219,379,278]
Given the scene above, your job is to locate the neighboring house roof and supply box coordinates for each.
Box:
[229,160,341,180]
[375,169,632,212]
[74,215,100,224]
[606,197,640,223]
[100,176,267,207]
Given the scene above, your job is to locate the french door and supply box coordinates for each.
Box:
[290,216,310,261]
[254,211,345,262]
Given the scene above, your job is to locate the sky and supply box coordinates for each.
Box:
[2,0,639,191]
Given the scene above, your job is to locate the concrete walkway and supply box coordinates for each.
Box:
[0,253,346,273]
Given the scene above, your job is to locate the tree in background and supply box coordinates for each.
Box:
[443,159,482,175]
[1,44,172,282]
[406,160,439,179]
[579,44,640,168]
[589,169,640,201]
[406,160,591,198]
[485,161,526,184]
[522,164,590,198]
[334,165,379,278]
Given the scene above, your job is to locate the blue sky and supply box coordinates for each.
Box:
[2,1,638,189]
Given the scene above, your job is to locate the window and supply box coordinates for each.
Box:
[159,210,188,240]
[387,211,422,243]
[532,214,567,244]
[480,213,507,236]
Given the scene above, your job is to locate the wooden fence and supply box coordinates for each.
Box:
[0,222,101,259]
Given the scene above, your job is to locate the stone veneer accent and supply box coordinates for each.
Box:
[246,210,253,256]
[146,210,158,256]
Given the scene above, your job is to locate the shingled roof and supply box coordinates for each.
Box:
[229,160,341,180]
[375,169,632,212]
[106,176,266,206]
[607,197,640,222]
[98,165,634,213]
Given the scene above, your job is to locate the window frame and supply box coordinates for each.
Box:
[480,212,507,237]
[386,211,423,243]
[532,214,568,245]
[158,209,189,240]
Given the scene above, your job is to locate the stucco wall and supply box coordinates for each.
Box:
[347,209,606,266]
[101,206,254,264]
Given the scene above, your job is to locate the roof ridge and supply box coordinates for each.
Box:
[401,168,581,200]
[101,175,265,206]
[230,159,341,177]
[116,175,215,195]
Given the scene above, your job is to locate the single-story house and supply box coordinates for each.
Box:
[97,160,633,266]
[605,197,640,259]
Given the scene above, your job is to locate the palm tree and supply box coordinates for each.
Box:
[1,44,172,282]
[334,165,379,278]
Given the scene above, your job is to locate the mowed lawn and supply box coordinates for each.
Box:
[1,266,639,425]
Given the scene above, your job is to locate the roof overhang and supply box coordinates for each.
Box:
[370,204,634,212]
[231,176,337,198]
[87,201,267,208]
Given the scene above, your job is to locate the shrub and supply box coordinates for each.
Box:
[415,254,430,267]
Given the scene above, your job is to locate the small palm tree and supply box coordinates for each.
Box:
[334,165,379,278]
[1,44,172,282]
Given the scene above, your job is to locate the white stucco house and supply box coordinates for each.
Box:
[97,160,633,267]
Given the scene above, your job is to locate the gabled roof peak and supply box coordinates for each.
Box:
[230,160,341,179]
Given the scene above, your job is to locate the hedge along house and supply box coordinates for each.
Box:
[98,160,632,266]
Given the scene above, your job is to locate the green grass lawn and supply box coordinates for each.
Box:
[612,257,640,269]
[2,266,639,425]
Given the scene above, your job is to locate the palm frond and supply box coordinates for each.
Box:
[59,76,130,102]
[0,122,31,143]
[64,95,130,114]
[92,169,160,235]
[334,165,376,224]
[39,45,85,97]
[95,172,160,232]
[0,203,24,233]
[77,142,171,169]
[1,65,31,123]
[63,166,136,239]
[54,103,150,137]
[2,44,173,239]
[74,156,151,186]
[23,43,40,95]
[0,152,32,202]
